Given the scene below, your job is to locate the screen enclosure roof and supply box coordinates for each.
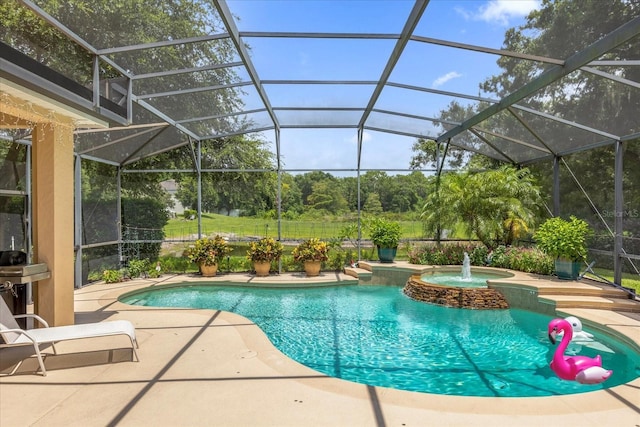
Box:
[1,0,639,169]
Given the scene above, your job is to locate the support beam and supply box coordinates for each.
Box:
[74,154,82,289]
[358,0,429,128]
[197,140,202,238]
[614,140,624,285]
[553,156,560,216]
[32,122,75,326]
[437,16,640,143]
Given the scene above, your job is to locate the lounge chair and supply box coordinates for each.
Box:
[0,297,139,376]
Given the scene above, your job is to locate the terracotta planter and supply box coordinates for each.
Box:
[200,263,218,277]
[303,260,322,277]
[253,261,271,277]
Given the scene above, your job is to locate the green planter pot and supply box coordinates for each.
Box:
[377,247,397,263]
[555,259,581,280]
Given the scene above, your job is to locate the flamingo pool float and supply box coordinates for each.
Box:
[547,318,613,385]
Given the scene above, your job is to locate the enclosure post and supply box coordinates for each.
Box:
[356,128,363,261]
[25,145,32,264]
[276,127,282,238]
[117,166,123,266]
[276,128,282,273]
[614,140,624,285]
[553,156,561,216]
[197,140,202,238]
[74,154,82,289]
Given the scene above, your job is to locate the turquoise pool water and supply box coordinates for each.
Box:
[121,284,640,397]
[420,272,502,288]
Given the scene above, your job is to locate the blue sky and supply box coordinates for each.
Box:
[225,0,541,173]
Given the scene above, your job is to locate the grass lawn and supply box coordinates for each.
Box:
[164,213,427,241]
[587,268,640,294]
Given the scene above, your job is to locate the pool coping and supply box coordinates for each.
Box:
[1,269,639,426]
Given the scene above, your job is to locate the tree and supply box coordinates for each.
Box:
[279,173,303,218]
[363,193,383,214]
[410,102,498,171]
[424,0,640,248]
[421,166,542,249]
[172,135,277,215]
[481,0,640,242]
[307,180,348,214]
[293,171,336,208]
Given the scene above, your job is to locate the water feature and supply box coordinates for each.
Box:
[462,252,472,281]
[419,271,504,288]
[121,284,640,397]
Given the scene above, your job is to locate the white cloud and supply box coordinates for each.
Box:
[458,0,540,26]
[348,131,372,144]
[432,71,462,88]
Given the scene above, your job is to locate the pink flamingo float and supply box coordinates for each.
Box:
[547,318,613,385]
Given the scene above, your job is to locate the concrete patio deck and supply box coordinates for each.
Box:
[1,268,639,427]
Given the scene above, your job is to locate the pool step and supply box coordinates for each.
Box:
[536,285,629,298]
[540,295,640,313]
[355,261,373,272]
[343,266,372,281]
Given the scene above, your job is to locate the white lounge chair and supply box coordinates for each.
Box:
[0,297,139,376]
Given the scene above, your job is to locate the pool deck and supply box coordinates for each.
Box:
[1,266,639,427]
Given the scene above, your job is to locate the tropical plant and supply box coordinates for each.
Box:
[534,216,592,261]
[366,217,401,248]
[187,235,232,266]
[408,243,553,275]
[246,237,284,262]
[421,165,542,248]
[292,238,330,263]
[127,259,150,278]
[102,269,123,284]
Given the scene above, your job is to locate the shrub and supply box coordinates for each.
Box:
[469,246,489,266]
[146,263,162,278]
[408,243,553,275]
[127,259,150,278]
[366,217,401,248]
[159,256,191,273]
[187,235,233,266]
[488,245,509,268]
[246,237,284,262]
[408,243,482,265]
[487,245,553,274]
[292,238,330,263]
[102,269,123,283]
[508,247,554,274]
[534,216,592,261]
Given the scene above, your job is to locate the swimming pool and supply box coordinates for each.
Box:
[121,284,640,397]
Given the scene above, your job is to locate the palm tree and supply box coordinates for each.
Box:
[421,166,542,249]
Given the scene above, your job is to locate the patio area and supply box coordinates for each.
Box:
[1,270,639,427]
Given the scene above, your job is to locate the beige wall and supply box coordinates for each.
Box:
[1,96,76,326]
[32,122,75,326]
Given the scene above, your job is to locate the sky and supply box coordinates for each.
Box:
[224,0,541,174]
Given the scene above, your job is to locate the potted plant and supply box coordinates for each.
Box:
[187,235,232,277]
[292,238,330,277]
[534,216,592,280]
[367,217,402,263]
[246,237,284,276]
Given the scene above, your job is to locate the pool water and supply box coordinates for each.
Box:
[121,284,640,397]
[420,272,503,288]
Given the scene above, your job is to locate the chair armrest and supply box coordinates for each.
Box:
[13,314,50,328]
[0,328,38,344]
